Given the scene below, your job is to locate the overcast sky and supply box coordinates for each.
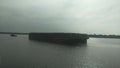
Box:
[0,0,120,34]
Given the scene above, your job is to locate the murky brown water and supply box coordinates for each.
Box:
[0,34,120,68]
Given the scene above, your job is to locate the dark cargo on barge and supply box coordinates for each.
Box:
[29,33,89,44]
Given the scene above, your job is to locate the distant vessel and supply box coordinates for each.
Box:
[29,33,89,45]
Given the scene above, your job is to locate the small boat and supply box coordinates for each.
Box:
[29,33,89,45]
[10,34,17,37]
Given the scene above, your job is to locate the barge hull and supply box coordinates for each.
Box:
[29,33,89,44]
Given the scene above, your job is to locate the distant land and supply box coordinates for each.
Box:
[88,34,120,39]
[0,32,120,39]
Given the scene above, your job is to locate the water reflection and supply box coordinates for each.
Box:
[28,40,105,68]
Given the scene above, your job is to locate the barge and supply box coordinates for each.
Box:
[29,33,89,45]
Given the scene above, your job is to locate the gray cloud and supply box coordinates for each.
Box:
[0,0,120,34]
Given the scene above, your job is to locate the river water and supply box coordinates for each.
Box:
[0,34,120,68]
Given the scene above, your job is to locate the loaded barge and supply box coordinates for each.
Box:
[29,33,89,44]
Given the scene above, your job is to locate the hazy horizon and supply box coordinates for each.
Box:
[0,0,120,34]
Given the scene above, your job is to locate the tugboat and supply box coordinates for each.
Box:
[29,33,89,45]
